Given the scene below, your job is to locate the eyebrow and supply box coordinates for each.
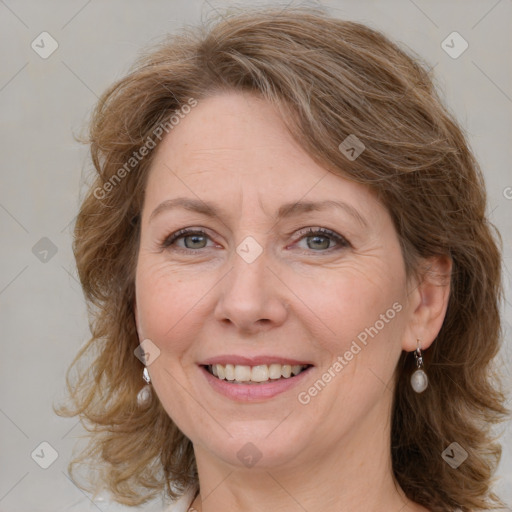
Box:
[149,197,368,228]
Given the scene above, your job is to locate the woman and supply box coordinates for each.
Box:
[58,6,509,512]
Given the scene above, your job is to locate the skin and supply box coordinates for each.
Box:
[134,91,451,512]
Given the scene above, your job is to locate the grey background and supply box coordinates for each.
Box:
[0,0,511,511]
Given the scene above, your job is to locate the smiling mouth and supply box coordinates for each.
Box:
[203,363,312,384]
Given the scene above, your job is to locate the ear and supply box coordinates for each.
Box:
[133,296,141,339]
[402,255,452,352]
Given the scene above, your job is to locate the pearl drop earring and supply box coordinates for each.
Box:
[410,340,428,393]
[137,367,152,407]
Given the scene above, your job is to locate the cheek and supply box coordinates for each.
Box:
[299,263,405,353]
[300,273,406,414]
[134,259,208,348]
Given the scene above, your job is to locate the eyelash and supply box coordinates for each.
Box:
[160,227,350,254]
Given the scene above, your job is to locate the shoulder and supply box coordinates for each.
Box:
[56,489,195,512]
[161,488,196,512]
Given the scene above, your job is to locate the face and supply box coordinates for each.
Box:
[134,91,416,471]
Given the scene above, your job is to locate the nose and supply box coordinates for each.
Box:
[213,245,289,334]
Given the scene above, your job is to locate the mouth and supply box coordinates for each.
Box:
[202,363,312,384]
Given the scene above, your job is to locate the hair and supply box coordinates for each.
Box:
[56,6,510,512]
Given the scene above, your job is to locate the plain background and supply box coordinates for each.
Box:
[0,1,511,511]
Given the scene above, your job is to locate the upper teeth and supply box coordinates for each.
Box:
[210,364,307,382]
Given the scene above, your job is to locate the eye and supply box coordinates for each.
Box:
[293,227,350,252]
[160,227,351,254]
[161,228,215,251]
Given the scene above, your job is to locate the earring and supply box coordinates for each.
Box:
[410,340,428,393]
[137,367,152,407]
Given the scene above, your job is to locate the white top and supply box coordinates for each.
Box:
[162,489,196,512]
[58,488,196,511]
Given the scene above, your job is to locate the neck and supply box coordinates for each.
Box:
[188,398,426,512]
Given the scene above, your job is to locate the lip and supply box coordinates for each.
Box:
[199,355,313,366]
[199,364,313,402]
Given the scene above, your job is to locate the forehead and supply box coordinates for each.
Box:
[143,91,381,223]
[151,92,318,175]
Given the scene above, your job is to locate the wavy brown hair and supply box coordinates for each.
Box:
[57,6,510,511]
